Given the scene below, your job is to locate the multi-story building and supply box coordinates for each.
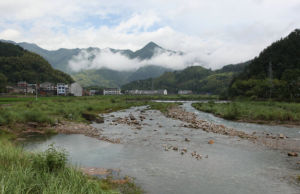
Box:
[103,88,121,95]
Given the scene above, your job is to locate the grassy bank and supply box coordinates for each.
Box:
[0,140,122,194]
[192,101,300,125]
[0,96,145,129]
[0,96,153,194]
[0,95,187,131]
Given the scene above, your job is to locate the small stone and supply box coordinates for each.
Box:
[185,138,190,142]
[173,147,178,151]
[279,134,285,139]
[191,151,197,156]
[195,154,202,160]
[208,140,214,144]
[129,114,136,121]
[288,152,298,157]
[182,148,187,152]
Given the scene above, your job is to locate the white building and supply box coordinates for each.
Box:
[126,89,167,95]
[57,83,68,96]
[70,82,83,96]
[103,88,121,95]
[178,90,193,95]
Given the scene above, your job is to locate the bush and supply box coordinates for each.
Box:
[223,103,240,120]
[33,144,67,172]
[23,110,54,124]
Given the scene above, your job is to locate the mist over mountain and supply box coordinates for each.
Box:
[0,40,184,87]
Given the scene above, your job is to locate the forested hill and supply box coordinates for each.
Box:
[0,42,74,87]
[122,63,247,95]
[229,29,300,100]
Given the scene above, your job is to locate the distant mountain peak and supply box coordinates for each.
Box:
[142,41,161,50]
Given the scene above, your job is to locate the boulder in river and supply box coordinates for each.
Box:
[208,140,214,144]
[279,134,285,139]
[287,152,298,157]
[129,114,136,121]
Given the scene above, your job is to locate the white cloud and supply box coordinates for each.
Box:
[0,29,21,40]
[68,48,205,72]
[0,0,300,69]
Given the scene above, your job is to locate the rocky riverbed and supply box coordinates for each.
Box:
[23,103,300,194]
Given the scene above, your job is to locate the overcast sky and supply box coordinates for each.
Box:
[0,0,300,69]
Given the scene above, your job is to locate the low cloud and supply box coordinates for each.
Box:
[68,48,206,72]
[1,0,300,69]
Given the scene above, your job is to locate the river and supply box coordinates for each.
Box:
[23,102,300,194]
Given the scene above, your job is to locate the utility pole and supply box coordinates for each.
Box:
[268,62,273,99]
[35,83,38,101]
[151,78,154,90]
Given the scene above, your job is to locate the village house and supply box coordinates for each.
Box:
[39,82,56,96]
[6,85,23,94]
[13,81,36,94]
[17,81,27,88]
[103,88,121,95]
[126,89,168,95]
[16,81,28,93]
[26,84,36,94]
[70,82,83,96]
[178,90,193,95]
[57,83,68,96]
[89,90,98,96]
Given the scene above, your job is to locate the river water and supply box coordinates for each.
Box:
[23,102,300,194]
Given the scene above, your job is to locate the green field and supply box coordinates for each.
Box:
[192,101,300,124]
[0,95,214,128]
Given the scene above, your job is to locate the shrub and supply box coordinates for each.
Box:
[23,110,54,124]
[223,103,240,120]
[33,144,67,172]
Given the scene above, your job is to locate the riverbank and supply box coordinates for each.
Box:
[0,96,181,193]
[0,95,178,137]
[192,101,300,126]
[165,105,300,153]
[29,104,297,194]
[0,139,143,194]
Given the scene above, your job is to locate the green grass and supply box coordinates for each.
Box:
[0,95,199,129]
[0,96,150,128]
[0,140,119,194]
[192,101,300,124]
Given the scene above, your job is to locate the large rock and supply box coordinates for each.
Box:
[287,152,298,157]
[82,112,104,123]
[208,140,214,144]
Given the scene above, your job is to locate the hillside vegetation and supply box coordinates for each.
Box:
[0,42,74,91]
[229,29,300,100]
[122,63,247,95]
